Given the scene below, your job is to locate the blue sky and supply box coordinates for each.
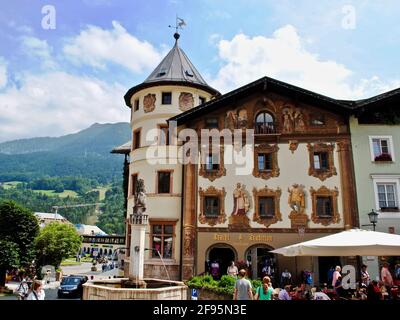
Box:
[0,0,399,142]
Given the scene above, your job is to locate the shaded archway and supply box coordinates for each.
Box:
[245,244,276,281]
[206,243,237,279]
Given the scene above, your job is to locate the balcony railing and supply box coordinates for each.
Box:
[255,123,277,134]
[130,214,149,225]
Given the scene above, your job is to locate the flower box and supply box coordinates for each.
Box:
[374,153,392,162]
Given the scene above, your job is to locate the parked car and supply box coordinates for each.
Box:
[57,275,88,299]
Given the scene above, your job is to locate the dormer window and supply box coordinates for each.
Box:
[157,69,167,77]
[185,70,194,77]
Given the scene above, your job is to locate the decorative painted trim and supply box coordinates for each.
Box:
[199,146,226,181]
[252,143,280,180]
[179,92,194,112]
[288,140,299,154]
[307,143,337,181]
[196,227,345,233]
[252,186,283,227]
[143,93,156,113]
[310,186,340,226]
[199,186,226,226]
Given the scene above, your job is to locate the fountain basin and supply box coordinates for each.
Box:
[82,278,188,300]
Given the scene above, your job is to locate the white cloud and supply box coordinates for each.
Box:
[210,25,400,99]
[63,21,162,73]
[21,36,58,69]
[0,57,7,89]
[0,71,129,142]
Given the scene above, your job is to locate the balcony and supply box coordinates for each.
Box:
[130,214,149,225]
[255,123,278,135]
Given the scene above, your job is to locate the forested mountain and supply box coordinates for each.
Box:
[0,123,131,183]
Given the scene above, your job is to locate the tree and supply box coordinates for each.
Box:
[0,240,19,287]
[35,222,82,268]
[0,201,39,287]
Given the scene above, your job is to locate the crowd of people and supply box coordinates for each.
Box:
[229,261,400,301]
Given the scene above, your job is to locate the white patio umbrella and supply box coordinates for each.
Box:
[271,229,400,257]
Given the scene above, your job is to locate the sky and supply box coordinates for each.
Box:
[0,0,399,142]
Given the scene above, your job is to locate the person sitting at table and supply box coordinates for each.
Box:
[312,287,331,300]
[367,281,381,301]
[278,285,292,300]
[378,280,389,300]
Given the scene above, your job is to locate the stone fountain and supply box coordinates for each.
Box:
[82,180,187,300]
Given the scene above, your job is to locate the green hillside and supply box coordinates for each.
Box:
[0,122,131,183]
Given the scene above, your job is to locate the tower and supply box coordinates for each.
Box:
[123,32,219,279]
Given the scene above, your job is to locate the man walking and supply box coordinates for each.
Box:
[234,269,253,300]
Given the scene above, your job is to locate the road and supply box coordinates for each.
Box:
[1,261,122,300]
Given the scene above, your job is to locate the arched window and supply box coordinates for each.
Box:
[255,112,275,134]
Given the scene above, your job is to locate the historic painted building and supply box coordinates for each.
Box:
[349,90,400,280]
[171,77,359,284]
[123,33,219,280]
[120,32,400,285]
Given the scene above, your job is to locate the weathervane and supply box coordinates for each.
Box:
[169,15,186,40]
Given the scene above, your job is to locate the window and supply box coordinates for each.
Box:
[313,152,329,170]
[199,96,206,105]
[150,222,174,259]
[156,69,167,77]
[199,147,226,181]
[158,125,169,146]
[259,197,275,217]
[377,183,398,209]
[307,143,337,181]
[258,153,273,171]
[252,187,282,227]
[206,154,220,171]
[157,171,171,194]
[134,99,139,111]
[255,112,275,134]
[253,144,279,180]
[162,92,172,105]
[205,117,219,129]
[204,196,220,217]
[370,136,394,162]
[316,197,333,217]
[131,174,138,196]
[310,186,340,226]
[133,129,141,150]
[199,186,226,226]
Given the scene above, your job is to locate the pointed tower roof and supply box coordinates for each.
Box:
[124,33,220,107]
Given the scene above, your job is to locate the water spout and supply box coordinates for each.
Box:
[144,248,171,282]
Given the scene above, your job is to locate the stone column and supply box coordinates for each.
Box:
[128,214,148,287]
[337,139,359,229]
[182,163,197,280]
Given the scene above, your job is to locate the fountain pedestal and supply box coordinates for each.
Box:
[127,214,148,288]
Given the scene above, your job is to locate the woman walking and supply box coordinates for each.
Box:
[254,276,274,300]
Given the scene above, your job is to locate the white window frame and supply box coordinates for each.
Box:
[371,175,400,217]
[368,136,395,162]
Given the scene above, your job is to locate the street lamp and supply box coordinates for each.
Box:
[362,209,379,231]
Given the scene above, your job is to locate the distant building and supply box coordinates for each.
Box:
[75,224,107,236]
[34,212,70,228]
